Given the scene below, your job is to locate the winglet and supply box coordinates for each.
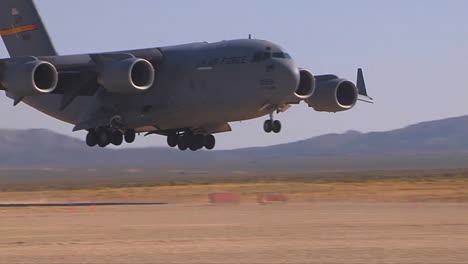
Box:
[356,68,373,103]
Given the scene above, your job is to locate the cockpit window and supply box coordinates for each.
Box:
[252,51,291,62]
[252,52,272,62]
[272,52,285,59]
[272,52,291,59]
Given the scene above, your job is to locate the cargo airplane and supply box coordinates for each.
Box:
[0,0,372,151]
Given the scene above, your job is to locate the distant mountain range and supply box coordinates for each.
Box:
[1,115,468,172]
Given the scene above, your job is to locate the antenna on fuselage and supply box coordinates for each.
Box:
[248,34,252,39]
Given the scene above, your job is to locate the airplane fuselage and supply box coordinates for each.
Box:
[0,0,369,151]
[22,39,299,133]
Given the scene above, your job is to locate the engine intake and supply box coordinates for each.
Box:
[295,69,315,99]
[98,58,155,94]
[306,78,358,112]
[1,60,58,96]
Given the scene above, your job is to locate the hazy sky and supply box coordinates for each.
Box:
[0,0,467,149]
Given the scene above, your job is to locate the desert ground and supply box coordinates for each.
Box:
[1,169,468,263]
[0,203,467,264]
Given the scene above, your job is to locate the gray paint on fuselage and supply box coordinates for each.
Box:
[21,39,300,133]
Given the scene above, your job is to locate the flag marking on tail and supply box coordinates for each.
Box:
[11,8,19,16]
[0,24,37,36]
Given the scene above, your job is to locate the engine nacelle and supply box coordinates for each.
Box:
[98,58,155,94]
[295,69,315,99]
[306,78,358,112]
[1,60,58,96]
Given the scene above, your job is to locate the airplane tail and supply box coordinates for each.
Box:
[356,68,373,103]
[0,0,57,57]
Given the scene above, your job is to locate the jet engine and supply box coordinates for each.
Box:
[306,78,358,112]
[295,69,315,99]
[1,60,58,96]
[98,58,155,94]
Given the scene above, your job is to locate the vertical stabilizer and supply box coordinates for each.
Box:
[356,68,373,103]
[0,0,57,57]
[356,68,367,96]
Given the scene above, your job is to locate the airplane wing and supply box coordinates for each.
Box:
[0,49,164,109]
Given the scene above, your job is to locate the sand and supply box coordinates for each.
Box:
[1,203,467,264]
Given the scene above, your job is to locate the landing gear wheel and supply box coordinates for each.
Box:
[124,130,136,143]
[111,131,123,146]
[167,134,178,148]
[204,135,216,150]
[194,135,205,150]
[188,135,200,151]
[264,120,273,133]
[272,120,282,133]
[178,135,188,151]
[189,143,199,151]
[97,129,111,148]
[86,131,97,147]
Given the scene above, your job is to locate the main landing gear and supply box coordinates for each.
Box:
[166,133,216,151]
[85,127,215,151]
[85,127,136,148]
[263,113,281,133]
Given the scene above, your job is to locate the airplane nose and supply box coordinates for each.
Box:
[276,60,300,96]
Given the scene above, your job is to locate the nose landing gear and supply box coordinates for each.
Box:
[263,113,282,133]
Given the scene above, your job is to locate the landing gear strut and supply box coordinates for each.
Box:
[167,132,216,151]
[264,113,281,133]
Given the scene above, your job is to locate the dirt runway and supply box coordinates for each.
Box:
[1,203,467,264]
